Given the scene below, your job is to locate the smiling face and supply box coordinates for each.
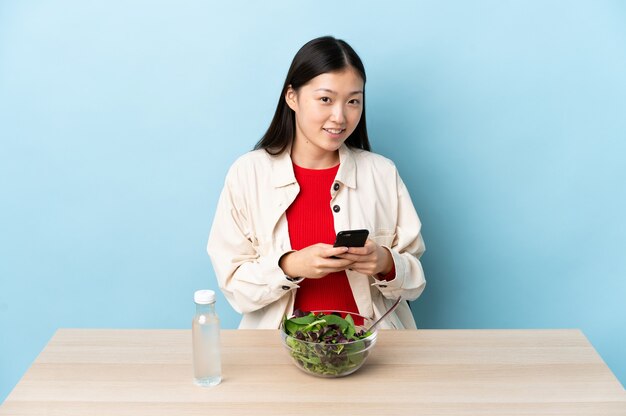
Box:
[285,67,364,167]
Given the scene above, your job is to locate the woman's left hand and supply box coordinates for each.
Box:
[335,239,394,276]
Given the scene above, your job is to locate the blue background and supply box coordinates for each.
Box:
[1,0,625,402]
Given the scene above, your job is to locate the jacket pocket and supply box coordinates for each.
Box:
[371,229,396,248]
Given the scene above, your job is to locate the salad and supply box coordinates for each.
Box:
[281,310,375,377]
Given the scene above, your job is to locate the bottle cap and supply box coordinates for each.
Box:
[194,289,216,304]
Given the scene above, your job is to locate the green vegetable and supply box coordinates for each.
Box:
[281,310,374,377]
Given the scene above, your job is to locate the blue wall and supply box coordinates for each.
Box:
[1,1,625,401]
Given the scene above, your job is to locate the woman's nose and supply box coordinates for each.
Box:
[330,104,346,124]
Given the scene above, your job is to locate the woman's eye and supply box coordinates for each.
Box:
[320,97,331,103]
[349,99,361,105]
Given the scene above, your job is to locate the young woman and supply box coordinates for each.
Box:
[207,36,426,329]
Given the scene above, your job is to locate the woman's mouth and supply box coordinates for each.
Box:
[323,128,345,135]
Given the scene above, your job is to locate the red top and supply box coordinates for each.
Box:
[287,163,360,316]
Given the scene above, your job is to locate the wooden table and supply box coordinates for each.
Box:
[1,329,624,415]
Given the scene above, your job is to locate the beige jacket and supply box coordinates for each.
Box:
[207,144,426,329]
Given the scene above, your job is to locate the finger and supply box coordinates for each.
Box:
[315,243,334,249]
[323,257,354,268]
[335,253,366,262]
[317,261,355,274]
[345,246,370,255]
[324,246,350,258]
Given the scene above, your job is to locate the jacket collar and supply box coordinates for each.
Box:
[336,144,357,189]
[270,144,357,189]
[270,146,297,188]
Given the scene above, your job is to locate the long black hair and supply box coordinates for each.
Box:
[254,36,371,154]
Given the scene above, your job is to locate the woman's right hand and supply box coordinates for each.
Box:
[279,244,355,279]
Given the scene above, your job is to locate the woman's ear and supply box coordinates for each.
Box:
[285,85,298,111]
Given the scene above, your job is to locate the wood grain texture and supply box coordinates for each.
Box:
[1,329,624,415]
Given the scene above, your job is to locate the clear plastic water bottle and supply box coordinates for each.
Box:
[192,289,222,386]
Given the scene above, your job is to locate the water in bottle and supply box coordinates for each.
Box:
[192,289,222,386]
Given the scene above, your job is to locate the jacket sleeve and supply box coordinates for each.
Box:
[207,166,298,315]
[371,169,426,301]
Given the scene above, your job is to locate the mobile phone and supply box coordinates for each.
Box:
[333,229,369,248]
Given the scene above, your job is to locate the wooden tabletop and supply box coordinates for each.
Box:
[1,329,624,415]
